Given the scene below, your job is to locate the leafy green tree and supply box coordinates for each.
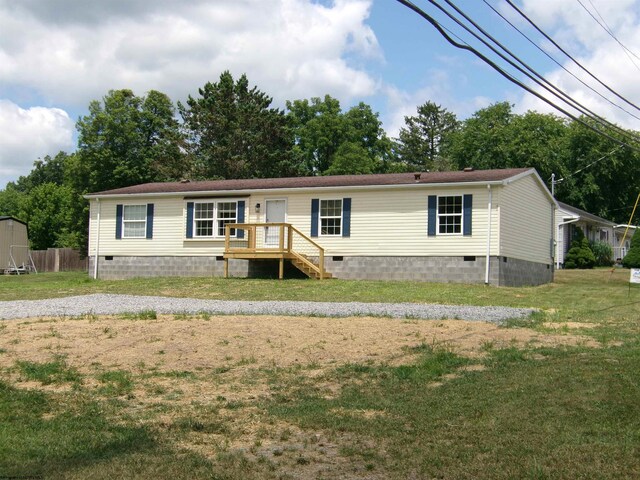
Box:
[287,96,400,175]
[622,228,640,268]
[76,89,185,193]
[287,95,346,174]
[180,71,297,179]
[17,183,76,250]
[554,118,640,224]
[13,151,70,192]
[397,101,459,171]
[0,183,24,219]
[447,102,514,170]
[324,142,376,175]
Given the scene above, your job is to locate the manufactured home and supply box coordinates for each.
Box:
[555,201,636,267]
[85,168,556,286]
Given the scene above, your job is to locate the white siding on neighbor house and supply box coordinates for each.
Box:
[89,184,502,258]
[499,174,554,264]
[554,207,578,266]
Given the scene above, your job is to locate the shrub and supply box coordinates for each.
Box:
[590,241,614,267]
[564,229,596,269]
[622,228,640,268]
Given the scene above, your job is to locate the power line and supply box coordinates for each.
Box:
[577,0,640,71]
[481,0,640,123]
[434,0,640,144]
[503,0,640,113]
[393,0,640,154]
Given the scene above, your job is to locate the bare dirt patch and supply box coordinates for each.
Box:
[0,314,599,479]
[0,315,597,375]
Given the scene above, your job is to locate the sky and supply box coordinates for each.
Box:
[1,0,639,187]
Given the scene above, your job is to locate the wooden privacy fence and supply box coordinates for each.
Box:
[31,248,88,273]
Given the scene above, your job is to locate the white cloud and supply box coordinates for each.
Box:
[381,70,493,138]
[516,0,640,129]
[0,100,74,187]
[0,0,380,109]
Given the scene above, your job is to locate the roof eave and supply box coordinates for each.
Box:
[84,178,512,200]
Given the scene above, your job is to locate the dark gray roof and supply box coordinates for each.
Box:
[0,216,27,226]
[557,201,615,226]
[88,168,533,197]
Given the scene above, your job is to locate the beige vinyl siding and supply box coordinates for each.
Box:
[239,186,500,257]
[90,186,502,258]
[499,175,554,264]
[90,197,246,257]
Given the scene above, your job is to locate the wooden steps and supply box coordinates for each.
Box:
[290,255,332,280]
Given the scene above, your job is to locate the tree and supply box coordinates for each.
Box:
[622,228,640,268]
[287,95,346,174]
[555,118,640,224]
[76,89,185,193]
[397,101,459,171]
[564,228,596,269]
[180,71,298,179]
[324,142,376,175]
[13,151,69,192]
[0,183,24,219]
[447,102,514,170]
[17,183,76,250]
[287,96,400,175]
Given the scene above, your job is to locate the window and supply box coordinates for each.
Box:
[193,201,237,238]
[217,202,237,236]
[320,199,342,236]
[123,205,146,238]
[437,196,462,234]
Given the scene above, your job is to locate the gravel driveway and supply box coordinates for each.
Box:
[0,294,535,324]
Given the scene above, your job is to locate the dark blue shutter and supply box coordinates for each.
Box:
[115,204,123,239]
[427,196,437,236]
[186,202,194,238]
[311,199,319,237]
[146,204,154,239]
[342,198,351,237]
[236,200,245,239]
[463,194,472,236]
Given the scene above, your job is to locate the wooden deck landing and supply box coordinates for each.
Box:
[222,223,331,280]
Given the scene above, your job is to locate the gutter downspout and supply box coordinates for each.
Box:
[93,199,101,279]
[485,184,492,284]
[556,217,579,269]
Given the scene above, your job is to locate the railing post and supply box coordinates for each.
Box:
[287,224,293,253]
[319,250,324,280]
[279,223,285,251]
[225,225,230,252]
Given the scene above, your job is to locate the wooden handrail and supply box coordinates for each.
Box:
[224,223,327,280]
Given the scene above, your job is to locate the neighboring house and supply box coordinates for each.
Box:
[0,216,31,273]
[555,202,635,267]
[85,168,556,286]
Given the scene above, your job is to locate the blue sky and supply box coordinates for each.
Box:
[1,0,639,187]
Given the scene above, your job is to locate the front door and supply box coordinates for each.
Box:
[265,199,287,246]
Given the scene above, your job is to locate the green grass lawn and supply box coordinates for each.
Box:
[1,269,639,479]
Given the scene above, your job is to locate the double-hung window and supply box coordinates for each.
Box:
[320,199,342,236]
[122,205,147,238]
[193,201,237,238]
[437,196,462,234]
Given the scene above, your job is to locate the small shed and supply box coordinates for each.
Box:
[0,216,33,273]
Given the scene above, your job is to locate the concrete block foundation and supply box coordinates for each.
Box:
[90,255,552,286]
